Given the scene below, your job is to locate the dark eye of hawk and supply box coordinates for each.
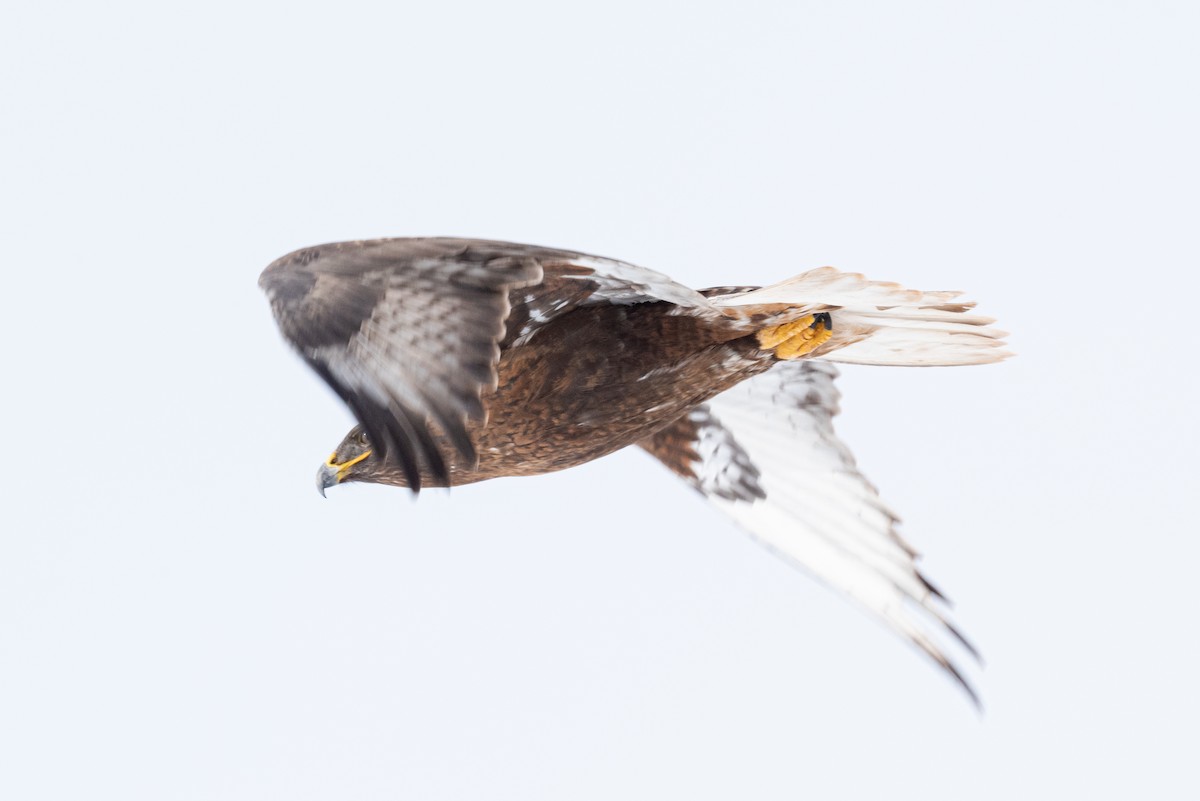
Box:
[355,430,369,446]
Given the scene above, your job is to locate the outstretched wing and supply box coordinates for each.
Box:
[260,238,553,490]
[638,361,981,703]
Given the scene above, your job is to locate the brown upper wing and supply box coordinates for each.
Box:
[259,238,556,490]
[261,237,717,491]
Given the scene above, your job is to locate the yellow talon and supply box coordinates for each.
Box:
[757,315,816,349]
[757,313,833,359]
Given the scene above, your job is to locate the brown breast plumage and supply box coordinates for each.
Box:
[446,299,773,485]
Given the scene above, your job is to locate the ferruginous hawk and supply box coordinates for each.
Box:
[260,237,1008,703]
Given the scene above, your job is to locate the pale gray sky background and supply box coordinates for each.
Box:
[2,2,1198,799]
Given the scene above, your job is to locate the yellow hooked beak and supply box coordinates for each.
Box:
[316,449,372,497]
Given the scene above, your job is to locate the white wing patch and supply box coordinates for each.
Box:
[564,255,712,308]
[697,361,980,701]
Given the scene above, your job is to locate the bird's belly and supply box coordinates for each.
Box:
[454,335,771,484]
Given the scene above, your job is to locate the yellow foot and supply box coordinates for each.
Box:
[756,313,833,359]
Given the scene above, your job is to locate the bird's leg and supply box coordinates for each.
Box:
[756,312,833,359]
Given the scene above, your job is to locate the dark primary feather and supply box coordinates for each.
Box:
[259,238,555,490]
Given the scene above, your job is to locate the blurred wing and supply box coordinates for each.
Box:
[639,361,980,703]
[261,238,713,490]
[259,239,547,490]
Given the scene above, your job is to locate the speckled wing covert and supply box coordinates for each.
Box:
[639,360,981,703]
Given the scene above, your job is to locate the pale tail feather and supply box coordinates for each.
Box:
[710,266,1010,366]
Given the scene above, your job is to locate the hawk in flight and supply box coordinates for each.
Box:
[260,238,1008,703]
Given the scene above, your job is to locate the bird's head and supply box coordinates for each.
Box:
[316,425,379,495]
